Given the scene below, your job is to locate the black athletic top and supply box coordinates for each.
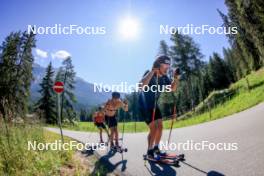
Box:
[139,73,171,110]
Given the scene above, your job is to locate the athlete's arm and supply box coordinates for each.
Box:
[120,100,129,112]
[139,68,159,86]
[171,70,180,92]
[103,100,110,112]
[171,76,180,92]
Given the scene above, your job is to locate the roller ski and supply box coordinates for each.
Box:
[153,146,185,161]
[143,154,179,167]
[157,152,185,161]
[110,145,128,153]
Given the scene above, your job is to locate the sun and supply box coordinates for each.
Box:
[118,17,139,40]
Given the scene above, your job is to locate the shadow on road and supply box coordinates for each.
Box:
[81,146,225,176]
[144,160,177,176]
[90,149,128,175]
[207,170,225,176]
[182,161,225,176]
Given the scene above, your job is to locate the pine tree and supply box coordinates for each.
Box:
[223,47,237,82]
[16,31,36,115]
[219,0,264,74]
[80,108,87,121]
[35,62,56,124]
[200,65,212,98]
[169,31,204,110]
[217,8,251,76]
[159,40,169,56]
[208,53,231,90]
[229,0,264,65]
[56,57,76,123]
[0,31,36,122]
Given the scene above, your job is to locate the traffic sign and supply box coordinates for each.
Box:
[53,81,64,94]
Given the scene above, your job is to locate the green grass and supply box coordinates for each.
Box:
[0,123,86,176]
[53,68,264,133]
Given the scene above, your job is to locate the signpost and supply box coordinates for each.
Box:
[53,81,64,143]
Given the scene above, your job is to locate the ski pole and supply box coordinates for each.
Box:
[168,99,176,144]
[121,100,128,160]
[122,109,125,142]
[168,67,180,144]
[134,112,137,133]
[152,74,159,128]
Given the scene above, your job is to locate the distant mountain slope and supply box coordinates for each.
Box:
[31,63,112,111]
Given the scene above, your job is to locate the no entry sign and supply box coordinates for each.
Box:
[53,81,64,143]
[53,81,64,94]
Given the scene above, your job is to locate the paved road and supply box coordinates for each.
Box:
[46,102,264,176]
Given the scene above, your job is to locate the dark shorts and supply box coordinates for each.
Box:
[105,115,117,128]
[95,122,106,129]
[140,106,162,125]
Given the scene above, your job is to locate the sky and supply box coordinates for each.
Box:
[0,0,229,86]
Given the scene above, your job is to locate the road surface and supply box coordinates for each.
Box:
[46,102,264,176]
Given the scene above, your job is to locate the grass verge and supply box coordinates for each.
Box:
[0,123,111,175]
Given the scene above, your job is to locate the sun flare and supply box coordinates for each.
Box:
[119,17,139,40]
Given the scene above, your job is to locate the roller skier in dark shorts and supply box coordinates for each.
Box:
[104,92,128,149]
[139,55,180,159]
